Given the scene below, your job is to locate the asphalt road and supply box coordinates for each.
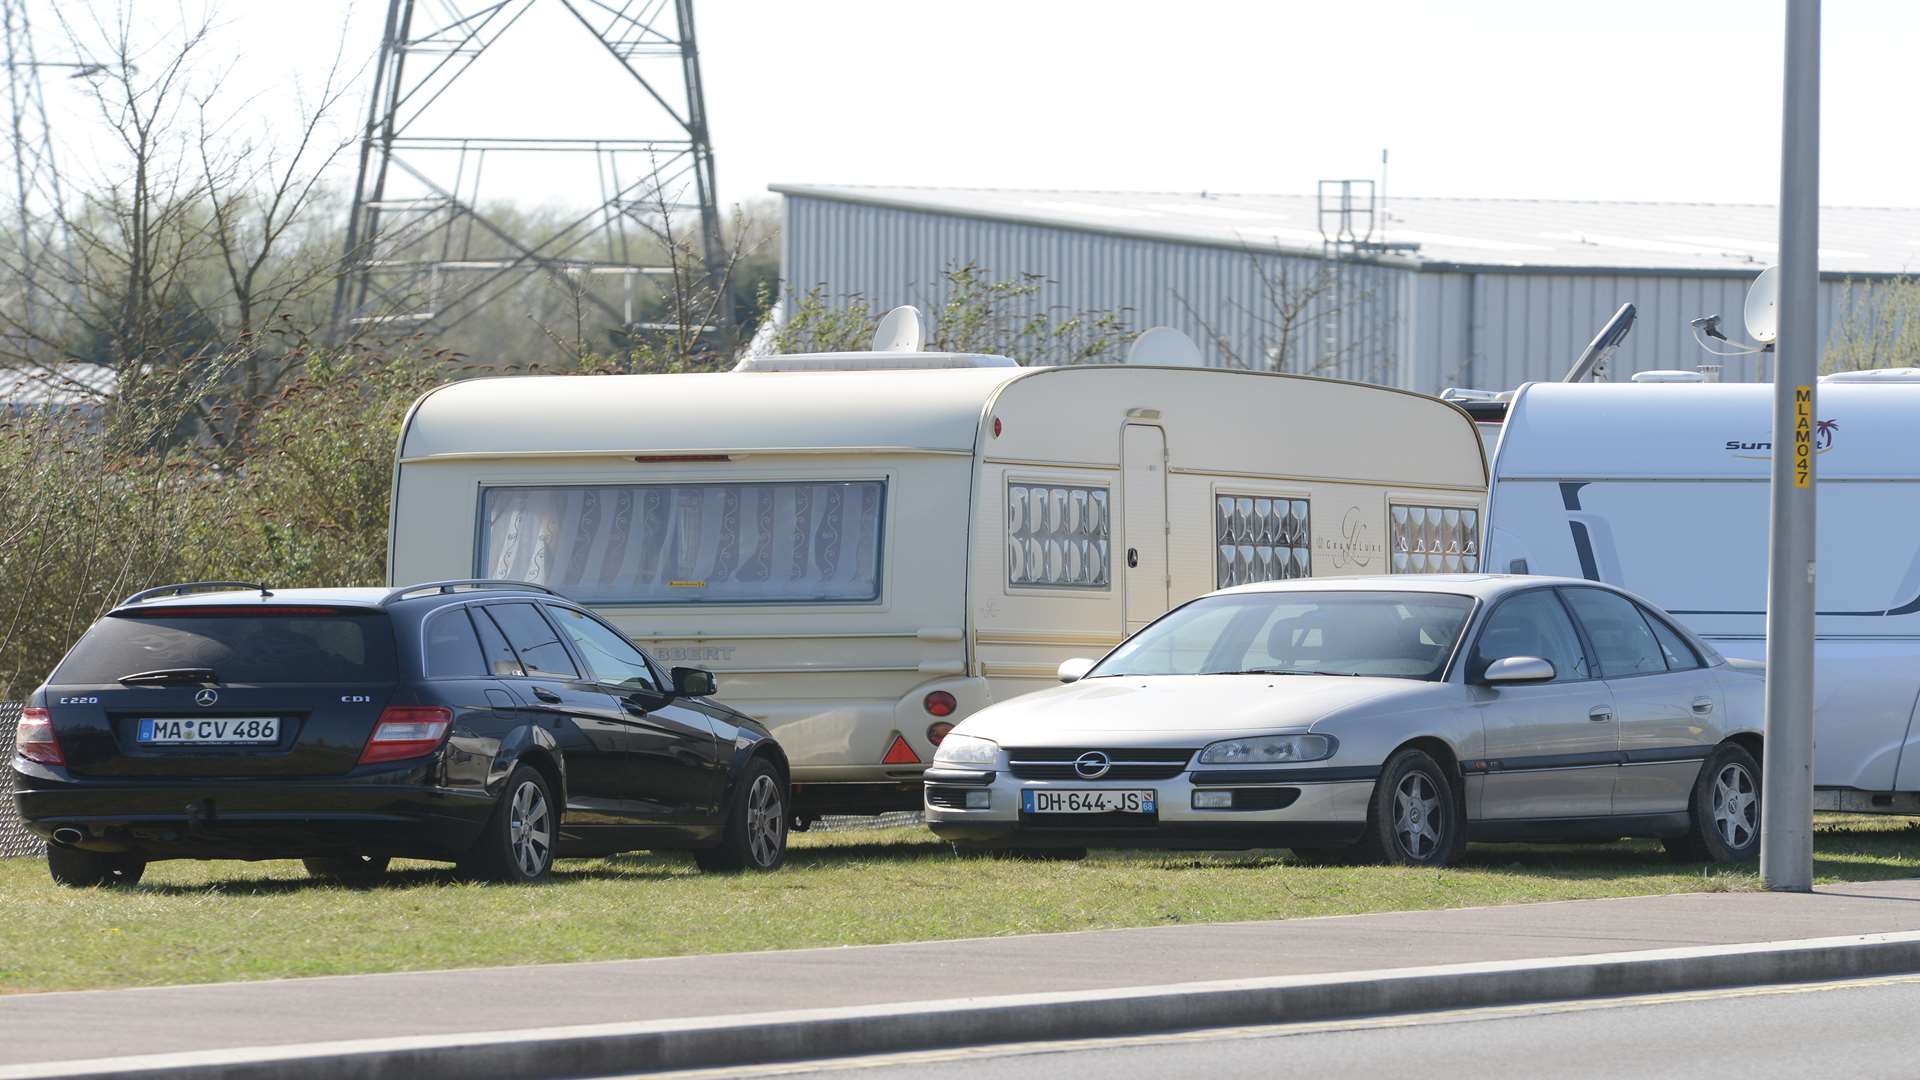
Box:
[651,973,1920,1080]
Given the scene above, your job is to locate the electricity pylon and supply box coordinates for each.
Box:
[330,0,727,345]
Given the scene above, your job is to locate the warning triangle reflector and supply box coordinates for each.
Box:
[881,734,921,765]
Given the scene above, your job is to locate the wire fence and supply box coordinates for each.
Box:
[0,703,44,858]
[0,701,919,859]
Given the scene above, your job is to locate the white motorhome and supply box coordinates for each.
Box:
[1484,377,1920,811]
[388,353,1487,815]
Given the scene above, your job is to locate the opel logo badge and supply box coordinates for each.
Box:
[1073,750,1111,779]
[194,689,218,708]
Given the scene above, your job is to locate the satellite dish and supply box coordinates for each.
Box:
[1745,266,1779,345]
[1125,326,1204,367]
[870,305,926,352]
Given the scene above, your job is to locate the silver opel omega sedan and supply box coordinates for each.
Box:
[924,575,1764,867]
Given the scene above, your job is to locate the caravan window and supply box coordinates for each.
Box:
[1007,482,1110,589]
[1390,504,1480,574]
[1216,495,1310,588]
[479,482,886,605]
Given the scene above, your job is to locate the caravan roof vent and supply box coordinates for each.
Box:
[733,351,1019,373]
[1630,370,1707,383]
[1821,368,1920,384]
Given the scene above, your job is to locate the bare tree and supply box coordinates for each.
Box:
[0,3,367,453]
[1177,249,1396,382]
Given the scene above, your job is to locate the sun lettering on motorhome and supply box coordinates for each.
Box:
[1724,418,1838,459]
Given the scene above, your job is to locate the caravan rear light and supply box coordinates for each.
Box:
[15,707,63,766]
[358,706,453,765]
[923,691,956,717]
[926,721,954,745]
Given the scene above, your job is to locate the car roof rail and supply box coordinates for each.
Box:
[380,579,563,605]
[120,581,274,606]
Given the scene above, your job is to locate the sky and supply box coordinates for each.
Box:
[20,0,1920,215]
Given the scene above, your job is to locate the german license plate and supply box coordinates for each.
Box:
[1022,789,1155,815]
[138,717,280,745]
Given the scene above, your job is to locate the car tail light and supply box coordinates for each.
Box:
[15,707,63,765]
[358,706,453,765]
[923,691,956,717]
[926,721,954,746]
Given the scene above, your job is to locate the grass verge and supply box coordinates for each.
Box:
[2,815,1916,994]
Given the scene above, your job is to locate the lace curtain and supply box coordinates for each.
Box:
[481,482,885,604]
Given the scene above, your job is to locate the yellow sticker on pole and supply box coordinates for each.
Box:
[1793,385,1813,488]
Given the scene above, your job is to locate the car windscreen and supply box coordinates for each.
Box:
[1092,591,1474,681]
[51,607,398,685]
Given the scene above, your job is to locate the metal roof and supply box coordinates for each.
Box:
[773,184,1920,277]
[0,363,116,407]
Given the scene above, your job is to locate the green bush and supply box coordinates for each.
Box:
[0,350,441,697]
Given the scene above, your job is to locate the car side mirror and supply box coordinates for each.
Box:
[1481,656,1556,685]
[670,666,718,697]
[1057,657,1096,684]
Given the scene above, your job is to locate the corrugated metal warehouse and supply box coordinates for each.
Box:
[775,184,1920,393]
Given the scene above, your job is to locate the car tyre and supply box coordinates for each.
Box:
[47,845,145,888]
[1664,742,1761,863]
[302,855,392,886]
[694,758,788,873]
[1360,748,1466,867]
[460,765,556,883]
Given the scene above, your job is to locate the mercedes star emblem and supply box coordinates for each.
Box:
[194,688,219,707]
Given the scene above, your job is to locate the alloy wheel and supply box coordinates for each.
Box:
[509,779,552,878]
[1393,772,1443,859]
[1711,762,1758,849]
[746,774,785,868]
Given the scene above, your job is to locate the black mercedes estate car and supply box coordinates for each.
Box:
[12,580,790,886]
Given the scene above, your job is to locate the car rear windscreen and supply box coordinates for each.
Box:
[51,608,398,685]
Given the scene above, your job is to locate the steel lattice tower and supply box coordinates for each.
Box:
[2,0,77,347]
[331,0,727,343]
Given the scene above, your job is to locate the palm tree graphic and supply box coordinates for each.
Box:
[1815,419,1838,450]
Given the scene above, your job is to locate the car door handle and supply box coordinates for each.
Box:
[1692,698,1715,715]
[531,687,562,704]
[1589,706,1614,722]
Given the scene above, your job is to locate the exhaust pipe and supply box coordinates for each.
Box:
[51,827,83,846]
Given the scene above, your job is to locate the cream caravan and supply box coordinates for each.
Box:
[388,351,1487,815]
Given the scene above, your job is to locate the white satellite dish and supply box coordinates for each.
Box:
[1745,265,1779,345]
[1125,326,1204,367]
[870,305,926,353]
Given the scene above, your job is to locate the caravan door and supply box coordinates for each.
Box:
[1122,424,1170,635]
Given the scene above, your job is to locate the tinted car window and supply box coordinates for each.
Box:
[1471,590,1591,682]
[1561,588,1666,677]
[53,610,397,685]
[546,606,658,691]
[471,607,525,677]
[424,608,489,678]
[1640,606,1704,671]
[484,602,579,679]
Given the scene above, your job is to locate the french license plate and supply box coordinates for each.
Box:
[1022,789,1156,815]
[137,717,280,745]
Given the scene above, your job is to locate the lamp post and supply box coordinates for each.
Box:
[1760,0,1821,893]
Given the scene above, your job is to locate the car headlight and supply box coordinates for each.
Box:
[1196,734,1336,765]
[932,732,1000,766]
